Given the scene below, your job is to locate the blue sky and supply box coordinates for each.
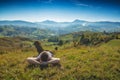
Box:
[0,0,120,22]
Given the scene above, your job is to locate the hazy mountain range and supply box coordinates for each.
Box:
[0,19,120,36]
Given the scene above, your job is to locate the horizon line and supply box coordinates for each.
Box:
[0,19,120,23]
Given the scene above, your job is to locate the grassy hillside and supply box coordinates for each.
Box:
[104,39,120,47]
[0,25,55,39]
[0,37,34,54]
[0,37,120,80]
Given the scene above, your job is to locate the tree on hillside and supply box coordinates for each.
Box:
[78,32,118,46]
[48,36,59,42]
[58,40,63,46]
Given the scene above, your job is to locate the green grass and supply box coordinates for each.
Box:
[59,34,73,41]
[105,39,120,47]
[0,38,120,80]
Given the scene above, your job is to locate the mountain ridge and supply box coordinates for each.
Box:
[1,19,120,24]
[0,19,120,35]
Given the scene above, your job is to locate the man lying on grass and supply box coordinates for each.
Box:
[27,41,61,69]
[27,51,60,67]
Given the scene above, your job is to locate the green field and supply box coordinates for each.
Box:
[0,37,120,80]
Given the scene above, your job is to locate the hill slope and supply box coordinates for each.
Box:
[0,25,55,39]
[0,37,120,80]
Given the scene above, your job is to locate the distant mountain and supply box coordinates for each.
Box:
[0,20,120,35]
[40,20,57,24]
[72,19,87,23]
[0,20,37,27]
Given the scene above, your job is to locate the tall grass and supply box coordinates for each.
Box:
[0,39,120,80]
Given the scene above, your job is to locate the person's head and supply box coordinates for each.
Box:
[40,51,49,62]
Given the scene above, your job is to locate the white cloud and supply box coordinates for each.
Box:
[76,3,93,8]
[77,3,89,7]
[76,3,102,9]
